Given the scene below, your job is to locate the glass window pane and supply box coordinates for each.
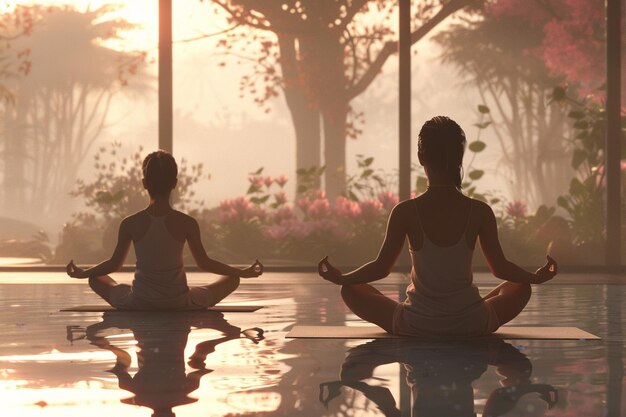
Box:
[173,1,400,266]
[0,1,157,266]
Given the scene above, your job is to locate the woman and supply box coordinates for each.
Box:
[66,150,263,310]
[319,116,557,337]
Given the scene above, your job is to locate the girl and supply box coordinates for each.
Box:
[319,116,557,337]
[67,150,263,310]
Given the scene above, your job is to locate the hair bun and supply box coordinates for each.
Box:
[142,150,178,198]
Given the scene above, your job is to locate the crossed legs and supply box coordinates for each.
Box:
[340,284,399,334]
[483,281,532,327]
[190,275,240,308]
[88,274,241,309]
[88,275,119,306]
[341,281,531,335]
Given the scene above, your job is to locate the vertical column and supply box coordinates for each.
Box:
[398,0,411,201]
[398,1,413,408]
[159,0,173,153]
[605,0,621,266]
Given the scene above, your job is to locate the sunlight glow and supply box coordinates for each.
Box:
[9,1,158,51]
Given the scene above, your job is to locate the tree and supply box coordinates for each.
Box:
[0,6,36,215]
[435,7,575,207]
[0,6,34,105]
[0,5,148,223]
[205,0,483,198]
[492,0,626,103]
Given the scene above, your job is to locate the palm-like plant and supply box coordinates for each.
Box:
[434,13,574,208]
[1,4,150,224]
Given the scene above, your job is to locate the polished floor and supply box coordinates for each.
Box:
[0,272,624,417]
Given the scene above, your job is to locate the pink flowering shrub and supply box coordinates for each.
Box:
[358,199,384,223]
[304,196,332,220]
[505,200,528,218]
[219,197,266,223]
[377,191,399,211]
[203,168,394,263]
[334,196,362,220]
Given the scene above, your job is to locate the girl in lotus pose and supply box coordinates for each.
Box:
[319,116,557,337]
[67,150,263,310]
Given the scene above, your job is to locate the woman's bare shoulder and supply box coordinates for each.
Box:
[468,198,495,220]
[393,199,418,216]
[122,210,147,225]
[169,210,198,228]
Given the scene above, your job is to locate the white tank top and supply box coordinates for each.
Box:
[132,211,189,307]
[408,199,476,310]
[400,199,488,336]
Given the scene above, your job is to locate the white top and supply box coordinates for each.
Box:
[132,211,190,308]
[395,199,491,337]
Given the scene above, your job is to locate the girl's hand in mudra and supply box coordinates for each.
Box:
[240,259,264,278]
[66,260,87,279]
[534,255,557,284]
[318,256,343,285]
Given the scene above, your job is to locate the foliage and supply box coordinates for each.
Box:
[462,104,501,205]
[345,154,398,201]
[0,5,35,104]
[434,4,573,207]
[204,0,485,196]
[553,88,626,245]
[0,4,149,223]
[296,166,325,196]
[73,142,206,220]
[492,0,610,100]
[493,204,555,265]
[204,159,397,264]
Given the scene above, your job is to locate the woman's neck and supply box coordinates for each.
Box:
[426,177,460,192]
[146,198,172,216]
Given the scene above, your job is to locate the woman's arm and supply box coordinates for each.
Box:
[319,203,408,285]
[66,218,132,278]
[479,204,556,284]
[187,218,262,278]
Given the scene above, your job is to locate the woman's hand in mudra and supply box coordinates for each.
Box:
[318,256,343,285]
[66,260,87,279]
[240,259,264,278]
[534,255,557,284]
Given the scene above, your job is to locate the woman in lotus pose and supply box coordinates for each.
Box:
[319,116,557,337]
[67,150,263,310]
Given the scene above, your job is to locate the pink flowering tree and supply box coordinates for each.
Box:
[492,0,616,101]
[435,1,577,208]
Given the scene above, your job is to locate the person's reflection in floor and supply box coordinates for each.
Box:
[69,311,263,417]
[320,339,558,417]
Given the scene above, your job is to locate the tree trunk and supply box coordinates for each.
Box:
[311,32,348,199]
[3,94,28,218]
[286,89,321,190]
[277,34,322,193]
[323,108,348,200]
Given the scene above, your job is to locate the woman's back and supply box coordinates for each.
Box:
[130,210,189,307]
[410,189,477,249]
[409,192,477,300]
[134,211,185,272]
[395,191,494,337]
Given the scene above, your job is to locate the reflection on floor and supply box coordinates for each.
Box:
[0,272,624,416]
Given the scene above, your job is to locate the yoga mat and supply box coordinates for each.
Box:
[60,305,262,313]
[286,325,600,340]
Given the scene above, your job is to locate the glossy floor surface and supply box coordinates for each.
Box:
[1,272,625,417]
